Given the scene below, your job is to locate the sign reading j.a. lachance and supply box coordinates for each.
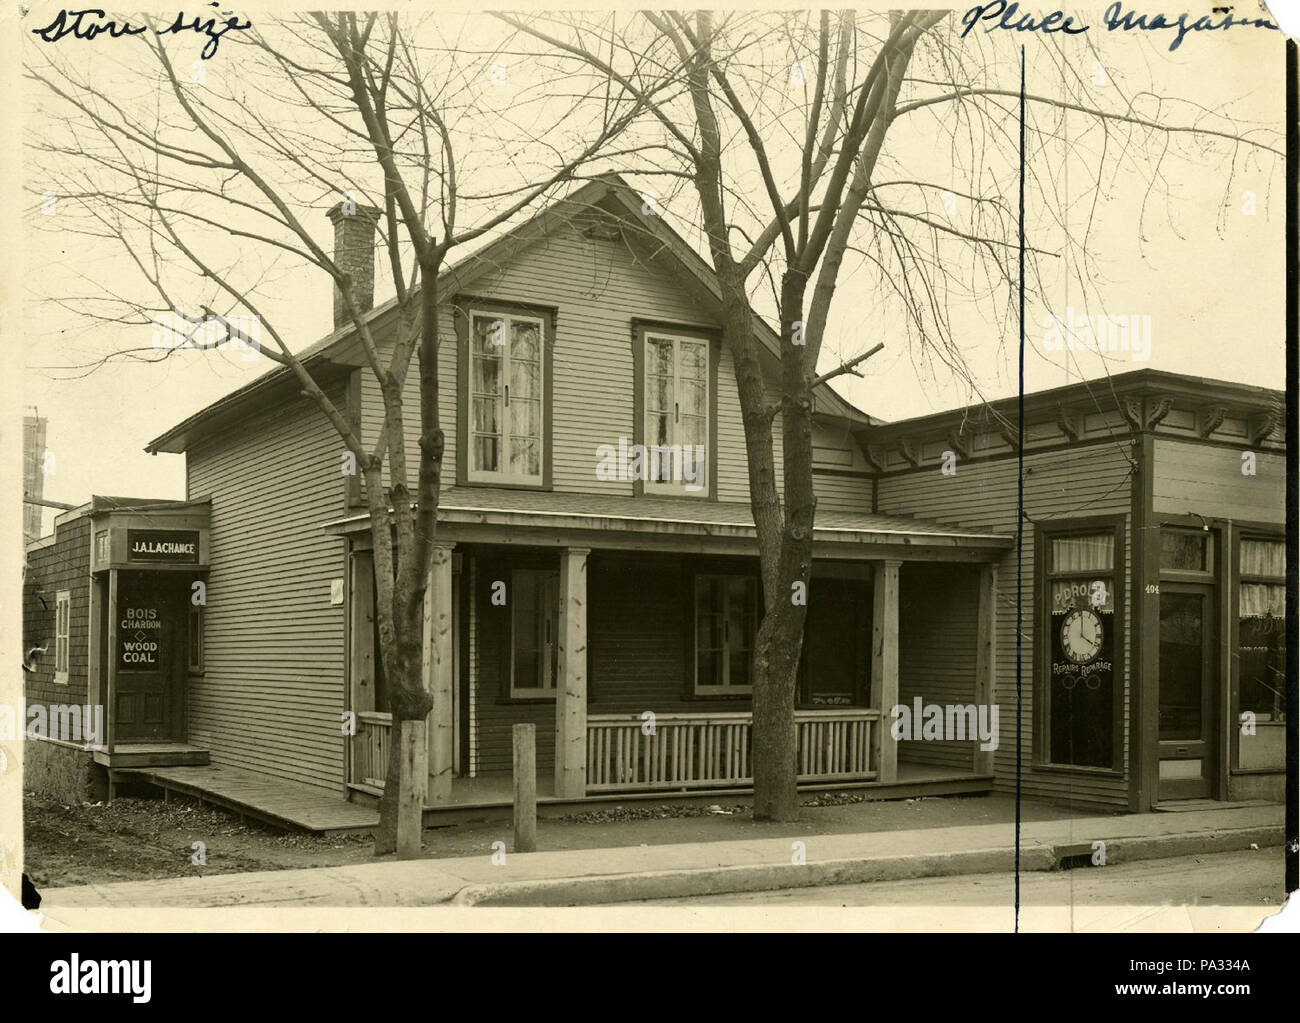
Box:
[127,529,199,563]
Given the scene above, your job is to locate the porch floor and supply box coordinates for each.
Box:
[118,761,991,834]
[113,763,379,834]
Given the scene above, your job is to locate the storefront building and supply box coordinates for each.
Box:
[22,177,1287,817]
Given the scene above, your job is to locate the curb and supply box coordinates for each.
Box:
[451,825,1283,906]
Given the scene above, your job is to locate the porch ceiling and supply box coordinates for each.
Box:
[323,486,1012,556]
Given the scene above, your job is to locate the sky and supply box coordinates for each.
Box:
[16,4,1289,536]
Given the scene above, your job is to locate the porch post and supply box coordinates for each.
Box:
[555,547,590,799]
[872,559,901,784]
[106,568,118,757]
[424,541,456,804]
[975,564,998,776]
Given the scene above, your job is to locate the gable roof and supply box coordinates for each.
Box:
[147,173,874,454]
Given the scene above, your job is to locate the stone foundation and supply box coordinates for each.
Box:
[23,738,107,803]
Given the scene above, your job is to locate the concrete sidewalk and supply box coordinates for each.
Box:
[40,804,1283,909]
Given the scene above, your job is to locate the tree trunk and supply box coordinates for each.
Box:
[751,609,803,819]
[373,591,433,856]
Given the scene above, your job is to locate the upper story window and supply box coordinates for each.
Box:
[633,320,716,498]
[455,297,554,489]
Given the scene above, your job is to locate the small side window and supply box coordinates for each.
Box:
[188,606,204,673]
[54,589,71,683]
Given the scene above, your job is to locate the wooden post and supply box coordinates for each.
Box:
[424,542,455,804]
[106,568,118,760]
[397,718,427,858]
[872,560,901,784]
[555,547,590,799]
[513,723,537,852]
[348,549,376,792]
[975,564,998,776]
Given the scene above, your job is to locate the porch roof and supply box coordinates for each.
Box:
[322,486,1012,556]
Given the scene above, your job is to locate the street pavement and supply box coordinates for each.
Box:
[628,847,1284,907]
[36,803,1284,918]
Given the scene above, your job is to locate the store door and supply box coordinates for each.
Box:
[1157,584,1217,800]
[115,571,184,741]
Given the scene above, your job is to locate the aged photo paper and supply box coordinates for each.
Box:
[1,0,1296,946]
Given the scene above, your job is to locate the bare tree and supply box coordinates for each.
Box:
[505,9,1283,820]
[26,12,670,854]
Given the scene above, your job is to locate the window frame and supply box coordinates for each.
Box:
[692,572,760,697]
[1033,515,1126,775]
[1231,528,1286,773]
[632,319,719,499]
[454,295,555,490]
[1158,526,1215,580]
[188,604,204,674]
[508,567,560,701]
[54,588,71,683]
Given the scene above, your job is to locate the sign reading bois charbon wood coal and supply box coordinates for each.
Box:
[118,603,164,668]
[126,529,199,563]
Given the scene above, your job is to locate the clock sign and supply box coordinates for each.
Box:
[1060,607,1103,664]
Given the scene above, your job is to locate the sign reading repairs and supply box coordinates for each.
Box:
[127,529,199,563]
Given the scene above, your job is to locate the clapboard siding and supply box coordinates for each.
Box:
[470,551,557,775]
[469,550,760,774]
[185,388,348,792]
[878,443,1135,807]
[468,550,881,774]
[1152,438,1285,522]
[897,563,980,770]
[358,222,812,504]
[812,471,874,513]
[586,553,778,715]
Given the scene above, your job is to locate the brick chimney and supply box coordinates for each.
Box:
[326,201,381,329]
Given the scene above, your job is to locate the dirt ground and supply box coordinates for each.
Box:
[22,788,1089,890]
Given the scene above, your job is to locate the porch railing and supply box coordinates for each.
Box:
[586,709,879,793]
[350,708,880,794]
[350,711,392,788]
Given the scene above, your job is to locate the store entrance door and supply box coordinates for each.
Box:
[1157,583,1218,800]
[115,571,186,741]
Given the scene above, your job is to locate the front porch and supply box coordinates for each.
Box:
[333,500,1008,807]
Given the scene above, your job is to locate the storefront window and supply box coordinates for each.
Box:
[1237,538,1285,770]
[1042,525,1120,769]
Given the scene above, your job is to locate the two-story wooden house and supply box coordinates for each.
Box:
[23,174,1286,825]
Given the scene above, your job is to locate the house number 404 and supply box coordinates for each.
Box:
[1145,584,1160,594]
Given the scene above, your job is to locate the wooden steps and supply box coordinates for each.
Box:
[93,743,211,768]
